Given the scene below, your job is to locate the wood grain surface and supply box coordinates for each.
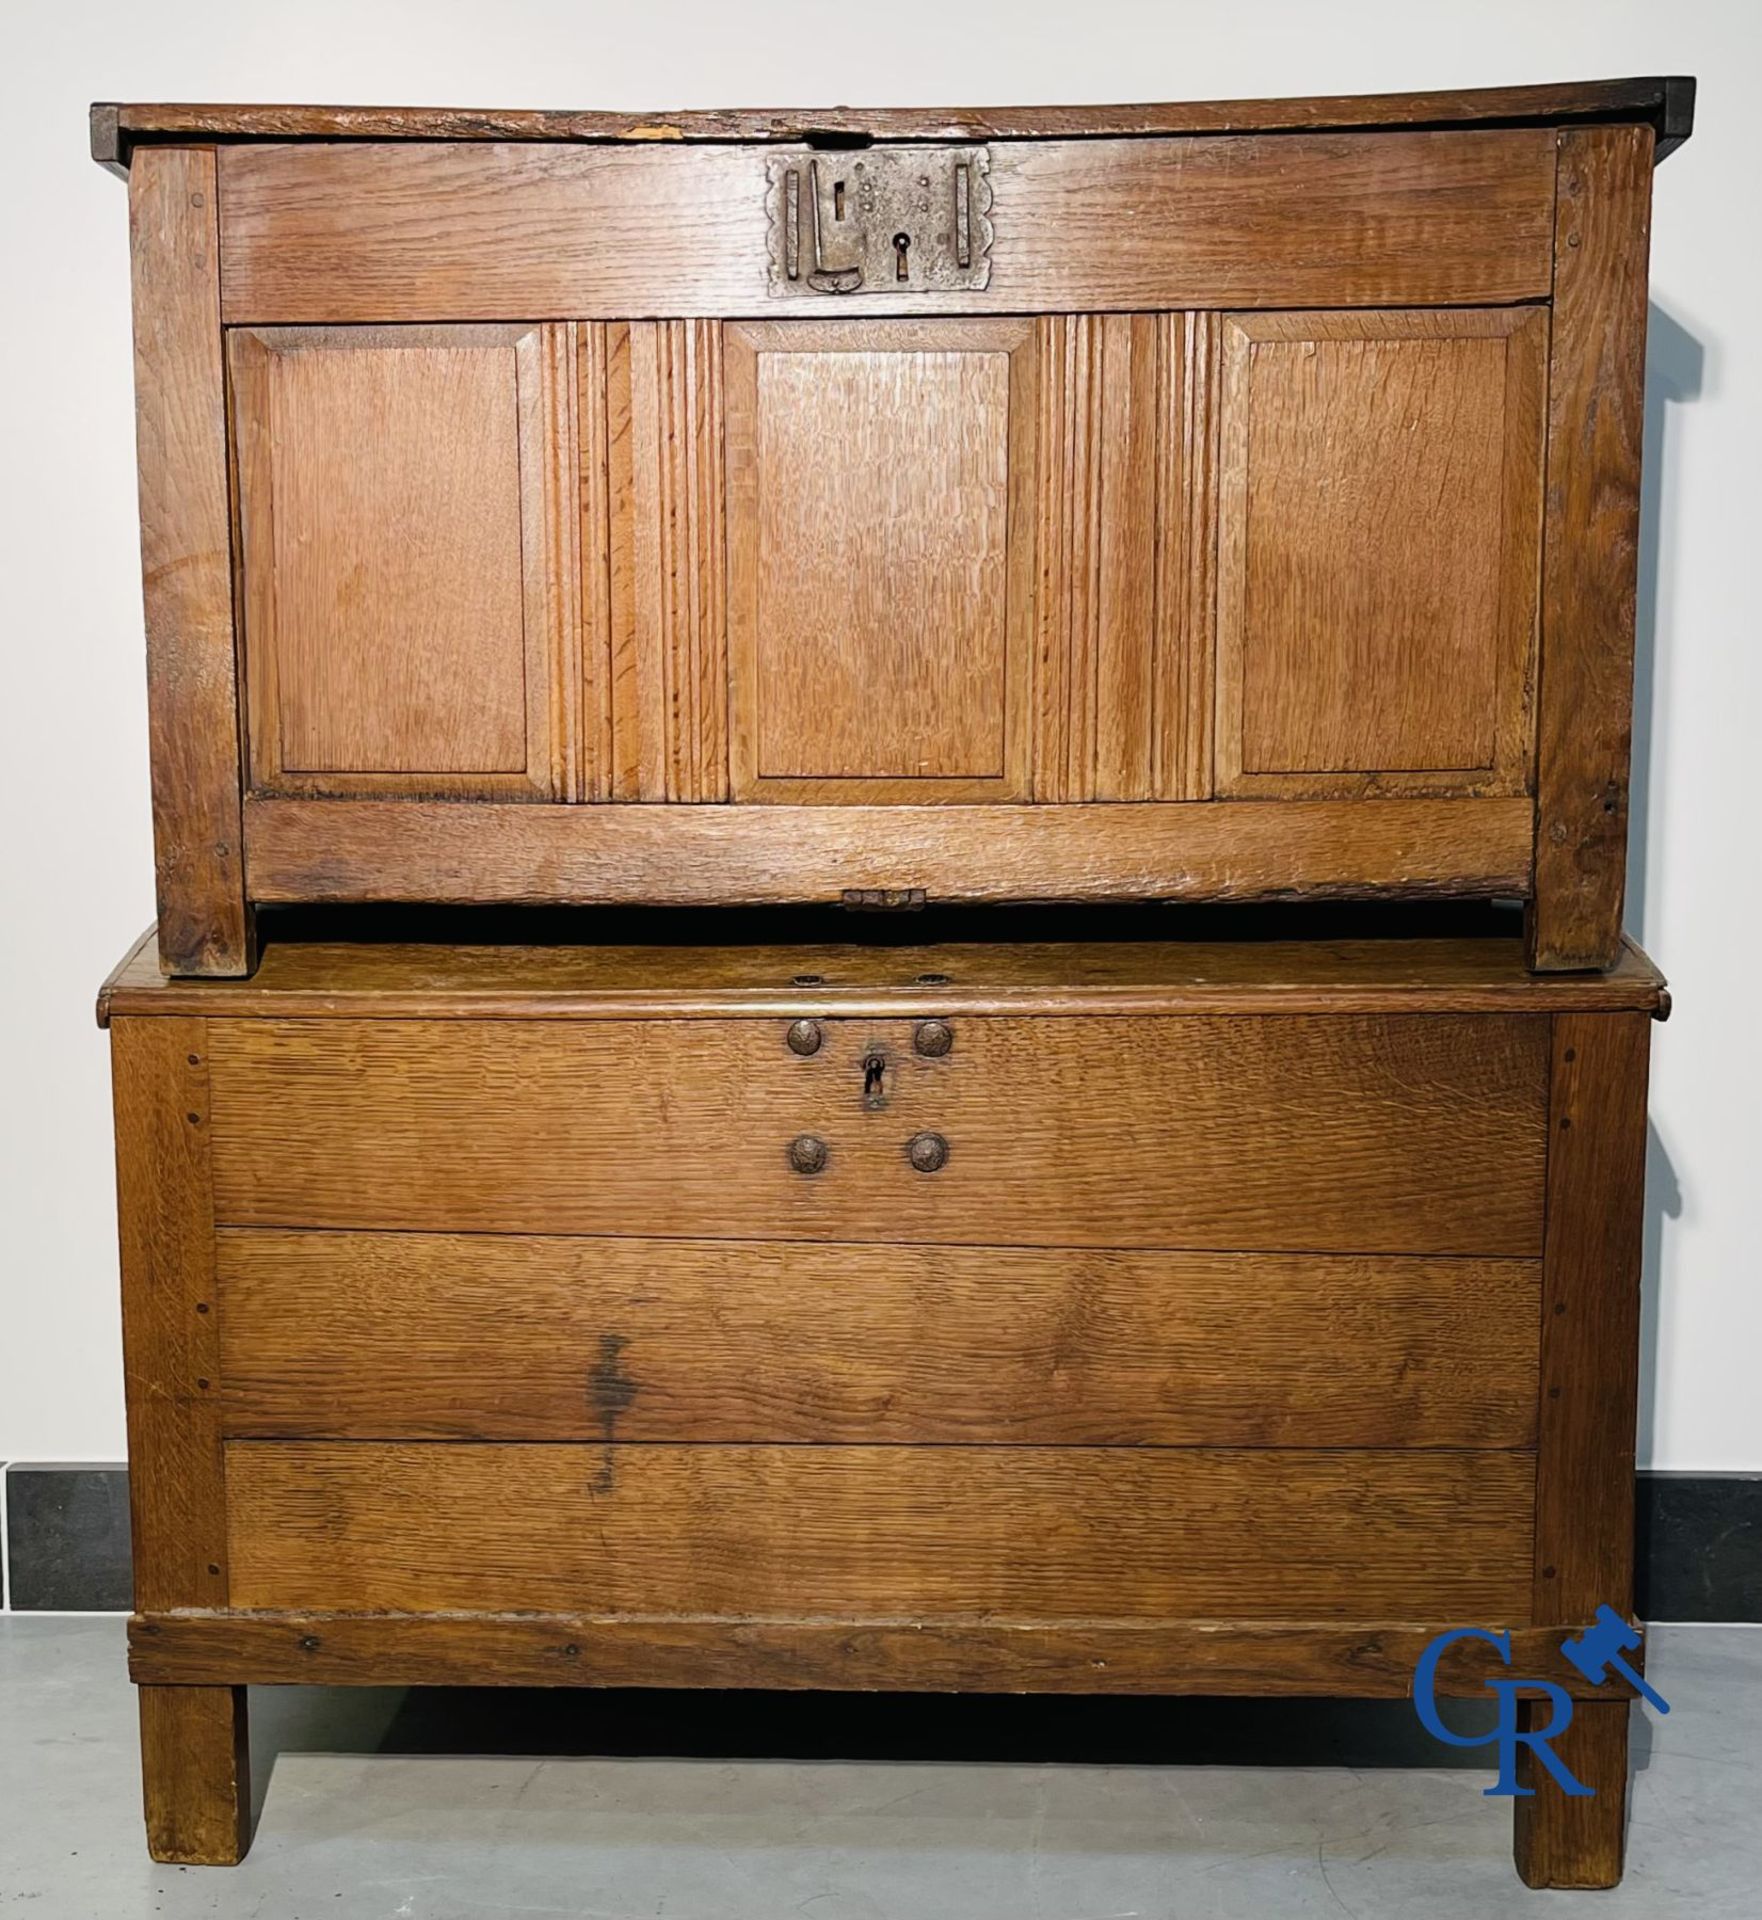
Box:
[1034,314,1166,799]
[138,1685,249,1865]
[1165,312,1220,798]
[203,1012,1548,1253]
[1514,1699,1633,1888]
[130,1612,1631,1700]
[1528,127,1655,970]
[98,924,1668,1024]
[213,132,1555,323]
[1534,1013,1651,1621]
[230,324,575,797]
[111,1019,231,1612]
[1513,1011,1650,1887]
[216,1231,1541,1446]
[128,149,252,976]
[595,320,728,802]
[239,795,1536,908]
[1217,309,1544,797]
[727,321,1033,800]
[223,1441,1537,1620]
[93,79,1694,169]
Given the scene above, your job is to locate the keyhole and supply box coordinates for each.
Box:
[893,232,911,281]
[862,1051,887,1106]
[834,179,846,220]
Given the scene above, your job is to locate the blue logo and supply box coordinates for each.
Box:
[1412,1605,1669,1796]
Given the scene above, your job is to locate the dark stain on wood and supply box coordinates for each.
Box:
[588,1332,638,1493]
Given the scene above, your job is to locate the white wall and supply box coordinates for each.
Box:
[1,0,1755,1467]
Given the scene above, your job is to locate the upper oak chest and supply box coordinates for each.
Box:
[96,78,1693,976]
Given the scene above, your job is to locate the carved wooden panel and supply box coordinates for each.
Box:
[726,319,1034,803]
[581,320,728,802]
[230,324,577,799]
[1216,308,1545,797]
[1168,313,1222,801]
[1034,313,1215,800]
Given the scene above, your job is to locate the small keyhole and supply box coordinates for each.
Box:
[862,1051,887,1105]
[893,232,911,281]
[834,179,846,220]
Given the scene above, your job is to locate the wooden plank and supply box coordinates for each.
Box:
[1528,127,1654,970]
[92,78,1696,165]
[138,1685,249,1866]
[240,795,1535,908]
[216,1233,1542,1447]
[223,1442,1536,1620]
[1514,1699,1632,1888]
[203,1013,1548,1253]
[111,1018,230,1611]
[1517,1010,1650,1891]
[128,148,252,977]
[1533,1014,1650,1618]
[214,132,1556,323]
[96,926,1671,1025]
[130,1612,1634,1700]
[995,132,1554,313]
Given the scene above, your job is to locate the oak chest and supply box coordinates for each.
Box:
[101,913,1664,1885]
[96,77,1692,978]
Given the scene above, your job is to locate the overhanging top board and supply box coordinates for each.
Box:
[91,77,1694,175]
[96,919,1670,1026]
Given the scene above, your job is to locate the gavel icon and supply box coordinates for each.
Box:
[1560,1605,1670,1713]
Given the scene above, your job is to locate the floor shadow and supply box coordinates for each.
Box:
[249,1681,1506,1822]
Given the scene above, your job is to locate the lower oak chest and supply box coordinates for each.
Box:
[98,920,1665,1886]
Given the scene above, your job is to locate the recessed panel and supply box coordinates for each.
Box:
[727,320,1034,801]
[231,324,571,797]
[1217,309,1544,796]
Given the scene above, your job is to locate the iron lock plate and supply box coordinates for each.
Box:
[766,146,994,297]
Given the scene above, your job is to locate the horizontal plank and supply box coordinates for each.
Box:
[94,78,1694,167]
[223,1442,1535,1620]
[205,1014,1548,1253]
[217,1232,1541,1447]
[215,131,1554,322]
[129,1611,1634,1699]
[241,796,1535,909]
[99,923,1671,1025]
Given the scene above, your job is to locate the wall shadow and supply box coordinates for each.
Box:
[1628,304,1702,1480]
[1626,301,1706,940]
[1638,1118,1687,1468]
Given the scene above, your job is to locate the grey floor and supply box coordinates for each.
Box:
[1,1617,1757,1918]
